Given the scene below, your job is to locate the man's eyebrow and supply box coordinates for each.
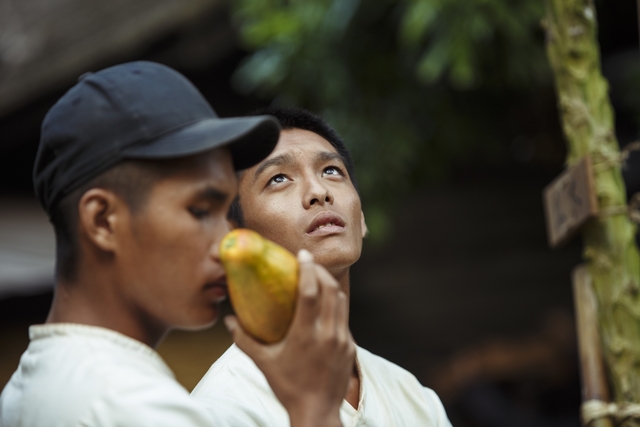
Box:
[315,151,347,167]
[252,153,294,183]
[195,186,229,203]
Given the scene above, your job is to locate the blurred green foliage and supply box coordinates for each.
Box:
[231,0,551,239]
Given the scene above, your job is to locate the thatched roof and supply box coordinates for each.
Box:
[0,0,230,116]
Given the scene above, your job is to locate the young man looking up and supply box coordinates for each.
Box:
[192,107,452,426]
[0,63,354,427]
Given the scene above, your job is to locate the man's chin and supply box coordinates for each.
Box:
[309,247,361,272]
[176,308,220,331]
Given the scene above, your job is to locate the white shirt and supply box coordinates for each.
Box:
[192,344,453,427]
[0,323,214,427]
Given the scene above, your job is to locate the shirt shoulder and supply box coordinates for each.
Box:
[356,346,452,426]
[2,332,118,426]
[77,375,214,427]
[191,344,288,427]
[1,327,213,427]
[356,345,424,383]
[192,344,270,395]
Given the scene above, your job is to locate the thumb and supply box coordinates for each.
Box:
[224,315,267,362]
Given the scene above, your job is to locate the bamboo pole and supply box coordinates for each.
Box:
[637,0,640,54]
[574,265,613,427]
[544,1,640,425]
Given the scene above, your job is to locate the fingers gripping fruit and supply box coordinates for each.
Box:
[220,229,299,343]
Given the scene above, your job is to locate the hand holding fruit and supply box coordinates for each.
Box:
[221,230,354,427]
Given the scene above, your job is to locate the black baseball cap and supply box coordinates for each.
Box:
[34,61,280,217]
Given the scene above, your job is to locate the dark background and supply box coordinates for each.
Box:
[2,1,640,426]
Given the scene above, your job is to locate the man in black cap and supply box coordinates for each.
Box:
[0,62,353,427]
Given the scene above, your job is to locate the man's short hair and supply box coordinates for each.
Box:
[51,160,173,282]
[229,107,357,227]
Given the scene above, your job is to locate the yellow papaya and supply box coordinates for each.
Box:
[219,228,299,343]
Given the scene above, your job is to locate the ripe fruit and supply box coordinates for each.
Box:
[219,229,299,343]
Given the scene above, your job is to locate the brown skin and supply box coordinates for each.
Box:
[47,146,354,427]
[47,149,237,346]
[238,129,367,408]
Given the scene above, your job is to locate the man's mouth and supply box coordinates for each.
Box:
[204,280,228,301]
[306,212,346,235]
[314,222,337,230]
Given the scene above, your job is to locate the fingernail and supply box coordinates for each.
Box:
[298,249,314,263]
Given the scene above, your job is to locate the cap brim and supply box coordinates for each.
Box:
[121,115,280,170]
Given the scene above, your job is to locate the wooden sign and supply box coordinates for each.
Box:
[543,156,598,248]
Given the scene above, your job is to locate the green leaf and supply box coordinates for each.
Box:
[415,34,450,84]
[399,0,440,46]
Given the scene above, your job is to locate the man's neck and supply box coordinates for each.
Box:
[330,267,351,299]
[327,266,360,409]
[46,276,167,348]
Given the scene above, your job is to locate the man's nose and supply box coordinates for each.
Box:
[303,178,334,209]
[209,219,232,260]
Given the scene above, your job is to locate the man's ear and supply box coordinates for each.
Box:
[77,188,124,252]
[360,211,368,238]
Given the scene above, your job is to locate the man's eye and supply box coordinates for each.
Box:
[189,207,210,219]
[268,174,289,185]
[323,166,343,176]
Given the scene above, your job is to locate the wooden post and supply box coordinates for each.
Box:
[637,0,640,54]
[573,265,613,427]
[544,1,640,424]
